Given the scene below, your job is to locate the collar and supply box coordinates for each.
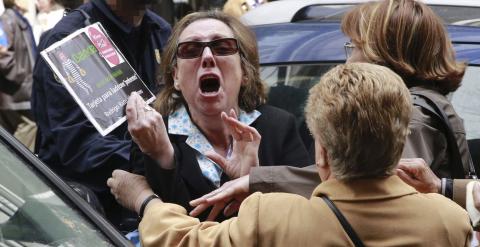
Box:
[91,0,162,34]
[312,175,418,201]
[11,9,29,30]
[168,105,261,136]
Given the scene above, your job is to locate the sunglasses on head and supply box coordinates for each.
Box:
[176,38,239,59]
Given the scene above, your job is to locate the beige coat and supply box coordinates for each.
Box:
[140,176,471,247]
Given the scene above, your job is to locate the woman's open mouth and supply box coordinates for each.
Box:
[199,74,221,96]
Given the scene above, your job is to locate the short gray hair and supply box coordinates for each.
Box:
[305,63,412,180]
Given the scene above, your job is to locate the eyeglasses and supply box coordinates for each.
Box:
[176,38,239,59]
[344,41,355,59]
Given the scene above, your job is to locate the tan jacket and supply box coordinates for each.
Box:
[140,176,471,247]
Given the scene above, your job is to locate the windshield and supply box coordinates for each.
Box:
[0,141,114,246]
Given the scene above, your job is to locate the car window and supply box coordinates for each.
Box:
[262,63,480,146]
[429,6,480,26]
[0,142,114,246]
[295,4,480,26]
[261,63,339,148]
[451,65,480,140]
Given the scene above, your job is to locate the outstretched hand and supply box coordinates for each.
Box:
[189,175,250,221]
[206,109,261,179]
[396,158,441,193]
[107,169,156,214]
[127,92,174,168]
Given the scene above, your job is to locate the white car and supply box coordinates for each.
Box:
[241,0,480,26]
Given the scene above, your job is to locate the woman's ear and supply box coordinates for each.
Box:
[172,66,181,91]
[242,74,248,85]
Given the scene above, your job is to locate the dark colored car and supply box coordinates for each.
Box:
[0,127,132,246]
[251,21,480,167]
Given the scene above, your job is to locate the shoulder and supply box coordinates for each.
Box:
[414,193,470,228]
[145,10,171,32]
[241,192,313,216]
[255,105,295,122]
[410,86,464,132]
[39,6,93,48]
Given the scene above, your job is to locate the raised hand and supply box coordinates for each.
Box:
[127,92,174,168]
[396,158,441,193]
[189,175,250,221]
[206,109,261,179]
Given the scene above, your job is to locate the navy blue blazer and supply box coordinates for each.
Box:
[31,0,171,227]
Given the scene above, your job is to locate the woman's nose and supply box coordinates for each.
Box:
[201,46,216,68]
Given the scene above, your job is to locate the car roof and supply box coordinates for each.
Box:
[252,22,480,65]
[242,0,480,26]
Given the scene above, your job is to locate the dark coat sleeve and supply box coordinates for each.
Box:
[249,165,320,197]
[255,105,313,167]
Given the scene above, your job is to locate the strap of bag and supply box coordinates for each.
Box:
[321,195,365,247]
[411,93,477,179]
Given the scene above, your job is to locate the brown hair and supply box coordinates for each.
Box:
[154,11,266,115]
[341,0,466,94]
[305,63,412,180]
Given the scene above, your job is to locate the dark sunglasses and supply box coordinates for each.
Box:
[176,38,239,59]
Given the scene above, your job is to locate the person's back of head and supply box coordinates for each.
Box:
[341,0,465,94]
[305,63,411,180]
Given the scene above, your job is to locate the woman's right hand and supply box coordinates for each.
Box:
[127,92,174,169]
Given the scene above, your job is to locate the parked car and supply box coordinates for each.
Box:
[242,0,480,26]
[250,21,480,168]
[0,127,132,246]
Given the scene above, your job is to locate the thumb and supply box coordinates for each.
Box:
[205,151,229,171]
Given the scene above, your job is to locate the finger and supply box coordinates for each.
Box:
[126,94,138,125]
[222,112,242,140]
[132,92,146,120]
[223,116,259,142]
[205,151,229,171]
[204,187,236,204]
[106,177,114,187]
[207,202,226,221]
[112,169,127,178]
[224,201,241,216]
[229,108,238,119]
[396,169,419,186]
[189,203,211,217]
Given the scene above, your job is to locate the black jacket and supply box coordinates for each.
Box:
[132,104,312,220]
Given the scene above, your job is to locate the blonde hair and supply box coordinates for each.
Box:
[341,0,465,94]
[305,63,412,180]
[154,11,266,115]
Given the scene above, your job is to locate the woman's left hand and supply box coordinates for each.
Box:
[206,109,261,179]
[107,170,157,214]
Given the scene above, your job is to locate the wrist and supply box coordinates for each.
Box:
[434,176,441,194]
[151,144,175,169]
[138,194,160,218]
[134,189,157,214]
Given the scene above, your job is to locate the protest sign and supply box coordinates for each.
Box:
[41,22,155,136]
